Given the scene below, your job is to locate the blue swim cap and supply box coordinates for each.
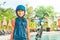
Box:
[16,5,26,12]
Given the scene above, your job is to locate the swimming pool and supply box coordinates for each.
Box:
[30,31,60,40]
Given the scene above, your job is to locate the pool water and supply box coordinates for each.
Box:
[30,32,60,40]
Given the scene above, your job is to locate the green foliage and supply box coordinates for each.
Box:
[0,8,5,21]
[43,20,48,30]
[35,6,55,19]
[26,4,37,30]
[0,8,16,30]
[51,21,57,30]
[3,8,16,21]
[29,21,38,30]
[0,8,16,21]
[26,4,33,19]
[45,6,55,19]
[35,6,46,19]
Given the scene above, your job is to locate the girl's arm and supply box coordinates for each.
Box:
[27,20,30,40]
[10,18,15,40]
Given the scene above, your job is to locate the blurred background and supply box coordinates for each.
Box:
[0,0,60,40]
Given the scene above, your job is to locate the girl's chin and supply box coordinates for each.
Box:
[19,16,23,17]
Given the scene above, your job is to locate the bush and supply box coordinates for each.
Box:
[51,21,57,30]
[29,21,38,31]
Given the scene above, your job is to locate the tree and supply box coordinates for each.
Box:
[45,6,56,28]
[26,4,33,19]
[0,8,5,22]
[35,6,55,19]
[3,8,15,21]
[35,6,56,29]
[35,6,46,19]
[26,4,38,31]
[0,8,16,21]
[45,6,55,19]
[0,8,16,30]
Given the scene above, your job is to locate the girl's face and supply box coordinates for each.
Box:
[17,10,25,17]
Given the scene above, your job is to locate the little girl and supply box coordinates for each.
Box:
[10,5,30,40]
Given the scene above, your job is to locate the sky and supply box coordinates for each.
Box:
[0,0,60,12]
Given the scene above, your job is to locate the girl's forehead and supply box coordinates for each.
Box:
[17,10,24,12]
